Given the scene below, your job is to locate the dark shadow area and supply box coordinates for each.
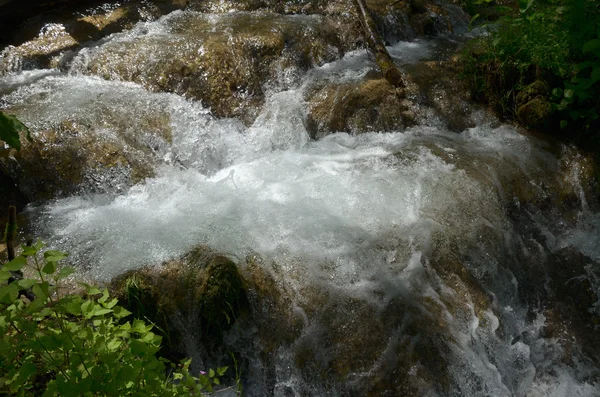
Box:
[0,0,113,47]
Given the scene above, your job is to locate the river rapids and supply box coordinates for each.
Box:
[1,3,600,396]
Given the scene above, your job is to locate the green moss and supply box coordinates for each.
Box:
[110,247,247,356]
[516,97,552,129]
[198,256,245,332]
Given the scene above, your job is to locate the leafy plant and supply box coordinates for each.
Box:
[0,111,31,151]
[461,0,600,138]
[555,32,600,129]
[0,241,227,396]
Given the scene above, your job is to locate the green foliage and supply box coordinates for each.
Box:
[0,111,31,151]
[555,32,600,129]
[0,242,226,396]
[462,0,600,136]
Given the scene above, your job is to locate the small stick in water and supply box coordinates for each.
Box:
[5,205,17,261]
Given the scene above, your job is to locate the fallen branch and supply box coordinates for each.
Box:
[353,0,406,89]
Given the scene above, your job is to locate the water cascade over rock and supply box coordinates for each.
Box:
[1,0,599,396]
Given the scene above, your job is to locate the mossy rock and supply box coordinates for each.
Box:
[516,97,552,129]
[403,60,475,132]
[110,246,247,359]
[305,75,414,138]
[197,256,246,330]
[84,12,345,123]
[0,119,155,201]
[240,254,304,352]
[515,80,551,129]
[542,247,600,363]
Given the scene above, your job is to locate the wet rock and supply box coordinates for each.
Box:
[110,246,247,358]
[0,0,188,74]
[515,81,551,129]
[81,12,344,123]
[288,283,457,396]
[542,247,600,363]
[366,0,469,42]
[404,60,475,131]
[241,254,304,350]
[0,106,170,201]
[555,146,599,211]
[305,75,414,138]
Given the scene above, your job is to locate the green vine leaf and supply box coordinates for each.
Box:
[0,112,31,151]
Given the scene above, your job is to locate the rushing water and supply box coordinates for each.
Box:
[1,7,600,397]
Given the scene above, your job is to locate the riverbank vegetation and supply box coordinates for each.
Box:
[461,0,600,146]
[0,241,227,396]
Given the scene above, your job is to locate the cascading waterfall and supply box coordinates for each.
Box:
[1,5,599,396]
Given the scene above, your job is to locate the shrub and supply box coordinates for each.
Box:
[461,0,600,138]
[0,241,226,396]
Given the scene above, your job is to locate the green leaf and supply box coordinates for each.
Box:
[107,339,122,351]
[27,297,47,314]
[132,319,149,334]
[92,308,113,317]
[42,260,56,275]
[3,256,26,271]
[32,282,50,300]
[87,287,102,296]
[113,306,132,319]
[0,270,11,282]
[560,120,568,128]
[12,361,36,387]
[583,39,600,53]
[209,369,215,378]
[17,279,36,290]
[56,266,75,280]
[105,298,119,309]
[44,250,68,262]
[98,288,109,304]
[21,240,44,257]
[64,299,82,315]
[564,89,574,98]
[0,284,19,304]
[0,112,30,151]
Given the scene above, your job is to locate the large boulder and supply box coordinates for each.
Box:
[305,75,415,138]
[0,0,188,49]
[0,76,179,201]
[2,119,156,201]
[403,59,475,132]
[110,246,247,360]
[78,11,346,123]
[515,80,552,129]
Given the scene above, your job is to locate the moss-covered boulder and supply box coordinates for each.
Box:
[110,246,246,359]
[0,97,171,201]
[10,121,155,200]
[81,12,345,123]
[305,75,415,138]
[240,254,304,352]
[515,80,551,129]
[403,59,475,132]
